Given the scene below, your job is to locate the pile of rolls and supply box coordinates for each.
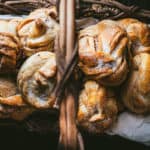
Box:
[0,7,150,134]
[77,18,150,133]
[0,7,59,120]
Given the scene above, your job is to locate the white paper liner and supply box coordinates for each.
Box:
[0,15,26,20]
[106,112,150,146]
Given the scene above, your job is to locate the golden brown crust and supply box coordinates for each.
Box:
[0,76,35,120]
[122,53,150,114]
[78,20,129,86]
[17,8,59,57]
[119,18,150,114]
[0,76,17,97]
[0,76,26,107]
[17,51,57,109]
[118,18,150,56]
[0,19,20,74]
[77,81,118,134]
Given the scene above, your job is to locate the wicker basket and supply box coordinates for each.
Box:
[0,0,150,150]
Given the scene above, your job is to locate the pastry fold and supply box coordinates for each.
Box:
[0,76,34,121]
[17,8,59,56]
[122,53,150,114]
[78,20,129,86]
[118,18,150,56]
[120,18,150,114]
[0,19,20,74]
[17,51,57,109]
[77,81,118,133]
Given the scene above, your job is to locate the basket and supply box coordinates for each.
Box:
[0,0,150,150]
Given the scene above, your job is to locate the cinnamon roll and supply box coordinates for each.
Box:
[0,19,20,74]
[17,8,59,57]
[77,81,118,134]
[78,20,129,86]
[17,51,57,109]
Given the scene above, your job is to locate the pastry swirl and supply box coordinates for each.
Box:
[17,8,59,56]
[17,51,57,109]
[78,20,129,86]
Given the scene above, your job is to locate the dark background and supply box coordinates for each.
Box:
[0,126,149,150]
[118,0,150,10]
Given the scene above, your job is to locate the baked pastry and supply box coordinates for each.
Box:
[0,19,20,74]
[118,18,150,56]
[78,20,129,86]
[121,53,150,114]
[17,51,57,109]
[0,76,34,120]
[17,8,59,57]
[77,81,118,134]
[119,18,150,114]
[0,104,34,121]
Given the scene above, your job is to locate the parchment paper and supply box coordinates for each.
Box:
[107,112,150,146]
[0,15,26,20]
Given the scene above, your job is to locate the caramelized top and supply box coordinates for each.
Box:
[78,20,128,85]
[118,18,150,56]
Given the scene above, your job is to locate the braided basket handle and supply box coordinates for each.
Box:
[55,0,84,149]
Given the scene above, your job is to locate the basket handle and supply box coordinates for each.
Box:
[55,0,84,149]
